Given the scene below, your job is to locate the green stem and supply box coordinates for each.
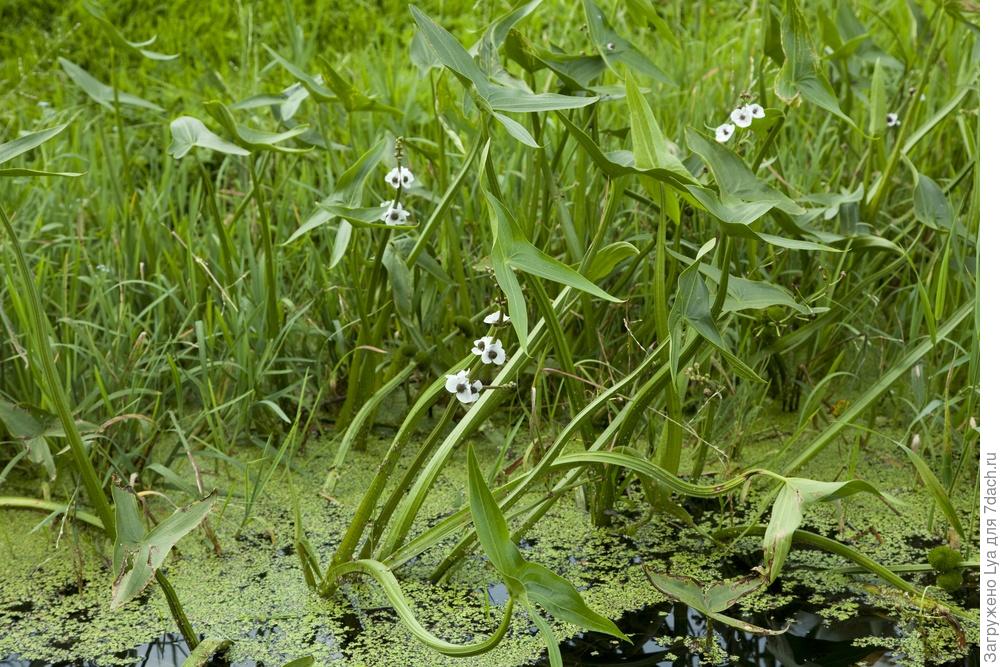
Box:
[249,154,280,339]
[154,570,200,648]
[0,203,200,650]
[0,496,103,529]
[710,234,732,317]
[0,204,114,528]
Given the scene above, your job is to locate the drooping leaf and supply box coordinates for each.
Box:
[624,73,685,175]
[582,0,671,83]
[668,243,764,383]
[472,0,544,78]
[287,139,388,243]
[58,58,163,112]
[409,5,598,114]
[168,116,250,159]
[111,485,215,608]
[382,240,415,316]
[484,191,621,348]
[505,31,606,91]
[468,447,627,640]
[897,443,965,539]
[493,112,539,148]
[868,59,887,138]
[203,101,310,153]
[913,174,954,231]
[773,0,855,127]
[0,122,72,166]
[555,111,695,191]
[84,3,179,61]
[763,477,897,582]
[584,241,639,281]
[0,399,61,480]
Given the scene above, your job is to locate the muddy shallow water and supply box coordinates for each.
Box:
[0,420,980,666]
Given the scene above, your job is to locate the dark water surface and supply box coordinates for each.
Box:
[0,598,979,667]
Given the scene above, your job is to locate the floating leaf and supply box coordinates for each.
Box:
[182,639,232,667]
[645,570,786,635]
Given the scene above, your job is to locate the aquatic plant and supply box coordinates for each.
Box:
[0,0,978,663]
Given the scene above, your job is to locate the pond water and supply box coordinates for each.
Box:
[0,599,978,667]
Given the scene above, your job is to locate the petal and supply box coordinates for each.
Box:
[472,380,483,392]
[492,349,506,365]
[484,311,500,324]
[471,347,483,356]
[456,389,476,403]
[445,375,460,393]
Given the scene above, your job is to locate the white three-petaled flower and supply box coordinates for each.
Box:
[715,123,735,143]
[746,103,765,119]
[472,336,506,366]
[380,201,410,226]
[484,310,510,325]
[730,106,752,128]
[445,369,482,404]
[385,166,415,190]
[886,112,900,128]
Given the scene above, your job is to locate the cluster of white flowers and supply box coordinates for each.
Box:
[381,166,415,225]
[444,309,511,404]
[715,102,765,143]
[445,369,483,404]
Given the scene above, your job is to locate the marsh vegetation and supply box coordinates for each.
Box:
[0,0,980,664]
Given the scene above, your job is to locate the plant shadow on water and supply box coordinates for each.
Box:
[0,590,979,667]
[536,602,978,667]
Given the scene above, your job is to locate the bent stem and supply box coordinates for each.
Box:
[322,559,514,657]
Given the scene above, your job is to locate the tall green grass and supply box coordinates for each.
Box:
[0,0,979,661]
